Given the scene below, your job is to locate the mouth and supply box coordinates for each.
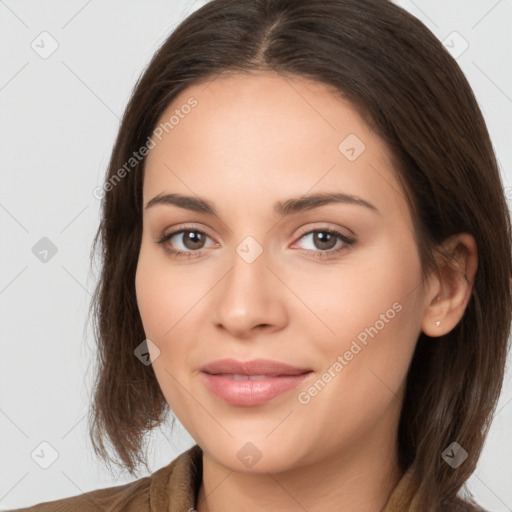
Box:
[200,358,313,406]
[215,374,287,380]
[200,357,312,376]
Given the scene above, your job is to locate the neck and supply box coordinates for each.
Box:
[195,432,402,512]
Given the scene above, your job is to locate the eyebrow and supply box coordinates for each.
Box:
[144,192,380,216]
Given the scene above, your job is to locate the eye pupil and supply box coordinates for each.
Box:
[314,231,337,250]
[184,230,205,250]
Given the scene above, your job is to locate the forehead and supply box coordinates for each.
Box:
[151,71,377,157]
[142,71,409,225]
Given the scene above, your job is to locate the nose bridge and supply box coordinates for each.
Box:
[226,233,272,305]
[213,232,286,335]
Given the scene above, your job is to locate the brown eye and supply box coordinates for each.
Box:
[180,230,207,250]
[157,228,216,259]
[310,231,338,251]
[294,228,356,260]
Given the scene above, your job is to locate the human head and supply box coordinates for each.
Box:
[88,0,512,507]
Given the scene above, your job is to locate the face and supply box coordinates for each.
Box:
[135,70,427,474]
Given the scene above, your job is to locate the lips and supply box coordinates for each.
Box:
[200,358,313,406]
[220,374,276,380]
[200,358,311,377]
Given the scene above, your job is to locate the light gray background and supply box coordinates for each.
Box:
[1,0,511,509]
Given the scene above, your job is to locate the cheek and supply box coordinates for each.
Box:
[134,243,213,390]
[135,246,163,339]
[297,296,418,454]
[135,243,197,340]
[135,249,192,410]
[295,242,419,348]
[303,240,421,397]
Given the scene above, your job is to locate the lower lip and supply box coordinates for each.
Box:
[201,372,313,406]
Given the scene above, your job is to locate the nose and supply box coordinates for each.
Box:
[212,241,288,339]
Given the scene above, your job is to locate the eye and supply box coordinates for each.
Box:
[156,226,355,260]
[156,228,217,259]
[293,228,355,259]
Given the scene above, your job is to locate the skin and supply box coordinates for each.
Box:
[135,70,477,512]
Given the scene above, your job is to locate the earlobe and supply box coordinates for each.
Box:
[421,233,478,338]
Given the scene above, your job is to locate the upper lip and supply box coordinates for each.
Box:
[200,358,312,376]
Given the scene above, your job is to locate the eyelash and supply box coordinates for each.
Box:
[156,226,356,260]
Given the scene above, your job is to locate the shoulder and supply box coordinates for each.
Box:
[3,444,203,512]
[3,474,152,512]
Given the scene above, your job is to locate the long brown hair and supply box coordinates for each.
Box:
[87,0,512,509]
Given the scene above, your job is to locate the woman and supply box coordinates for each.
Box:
[9,0,511,510]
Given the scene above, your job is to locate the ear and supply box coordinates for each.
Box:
[421,233,478,337]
